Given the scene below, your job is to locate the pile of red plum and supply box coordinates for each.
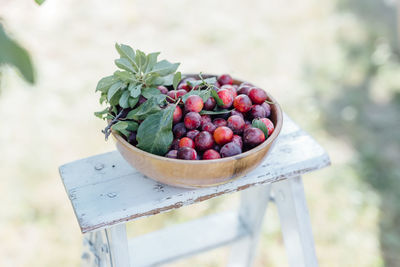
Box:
[156,74,275,160]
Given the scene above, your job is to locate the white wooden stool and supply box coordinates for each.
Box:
[59,114,330,267]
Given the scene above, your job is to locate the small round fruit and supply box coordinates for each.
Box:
[220,84,237,98]
[179,77,197,92]
[227,115,245,134]
[204,97,216,110]
[220,142,242,158]
[178,83,190,92]
[248,88,268,104]
[184,112,201,130]
[261,102,271,117]
[157,86,169,94]
[250,105,266,119]
[177,89,187,98]
[179,137,195,149]
[194,131,214,151]
[200,114,212,126]
[173,123,187,138]
[213,126,233,145]
[230,110,244,119]
[232,134,243,148]
[171,138,180,150]
[213,144,221,152]
[173,105,182,124]
[202,122,217,134]
[167,90,178,103]
[243,127,265,147]
[259,118,275,136]
[244,120,253,131]
[213,118,227,128]
[237,85,252,95]
[186,130,200,140]
[217,74,233,85]
[185,95,204,112]
[202,149,221,160]
[138,96,147,105]
[128,132,137,145]
[177,147,197,160]
[165,150,178,159]
[233,95,252,113]
[217,89,234,108]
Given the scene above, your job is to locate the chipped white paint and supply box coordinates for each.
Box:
[272,176,319,267]
[228,184,272,267]
[59,114,330,234]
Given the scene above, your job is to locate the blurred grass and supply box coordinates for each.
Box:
[0,0,393,266]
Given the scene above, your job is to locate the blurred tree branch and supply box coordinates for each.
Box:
[0,0,43,87]
[0,23,35,84]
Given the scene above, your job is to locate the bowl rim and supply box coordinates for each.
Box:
[112,75,283,164]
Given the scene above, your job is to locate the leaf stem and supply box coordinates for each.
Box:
[102,108,126,140]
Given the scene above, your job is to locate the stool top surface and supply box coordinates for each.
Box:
[59,114,330,233]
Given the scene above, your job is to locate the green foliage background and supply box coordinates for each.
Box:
[1,0,399,266]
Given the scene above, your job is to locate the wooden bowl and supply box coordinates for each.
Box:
[112,74,283,188]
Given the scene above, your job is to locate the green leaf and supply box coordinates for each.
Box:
[113,70,136,82]
[107,81,124,101]
[200,109,232,115]
[252,119,269,138]
[145,52,160,73]
[99,94,107,104]
[136,105,175,156]
[187,77,217,88]
[150,60,180,76]
[119,90,130,108]
[128,96,139,108]
[203,77,217,84]
[141,87,161,99]
[96,75,118,92]
[153,94,167,104]
[128,83,142,98]
[112,121,128,138]
[94,108,110,120]
[115,58,136,73]
[126,97,161,120]
[115,43,138,70]
[112,120,139,136]
[0,24,35,84]
[135,50,147,71]
[35,0,46,5]
[182,89,211,103]
[162,74,174,86]
[152,75,165,86]
[173,71,181,90]
[109,90,123,106]
[210,88,225,106]
[126,121,139,132]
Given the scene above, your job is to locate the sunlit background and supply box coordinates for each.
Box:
[1,0,399,266]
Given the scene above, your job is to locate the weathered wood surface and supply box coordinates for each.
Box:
[59,114,330,233]
[272,176,318,267]
[129,211,247,266]
[228,184,271,267]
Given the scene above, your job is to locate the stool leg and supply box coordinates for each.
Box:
[105,224,131,267]
[271,176,318,267]
[81,230,112,267]
[228,184,271,267]
[81,224,130,267]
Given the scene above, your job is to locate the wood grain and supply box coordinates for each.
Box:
[59,114,330,233]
